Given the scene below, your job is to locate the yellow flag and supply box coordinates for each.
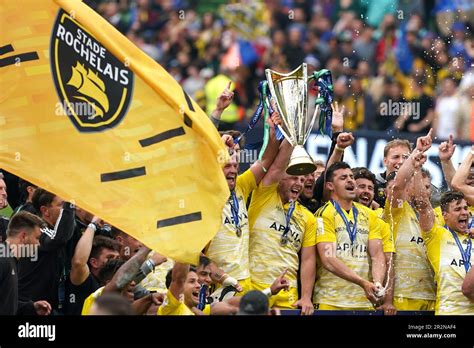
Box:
[0,0,229,264]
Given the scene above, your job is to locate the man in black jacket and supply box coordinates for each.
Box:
[0,211,51,315]
[18,189,75,313]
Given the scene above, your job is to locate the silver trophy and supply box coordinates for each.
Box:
[265,63,318,175]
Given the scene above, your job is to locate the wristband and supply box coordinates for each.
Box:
[222,276,238,287]
[335,145,344,152]
[141,259,156,275]
[262,288,272,297]
[87,223,97,233]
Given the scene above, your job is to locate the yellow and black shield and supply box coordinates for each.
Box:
[50,9,133,132]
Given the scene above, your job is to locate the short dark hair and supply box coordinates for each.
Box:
[352,167,376,186]
[18,179,37,193]
[199,255,211,268]
[7,211,44,237]
[98,258,125,284]
[219,130,245,149]
[325,162,351,182]
[94,293,133,315]
[440,191,465,213]
[89,236,120,262]
[32,188,56,213]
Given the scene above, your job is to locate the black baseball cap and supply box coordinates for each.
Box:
[237,290,269,315]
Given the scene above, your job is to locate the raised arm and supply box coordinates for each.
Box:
[40,201,75,251]
[103,246,150,294]
[70,216,101,285]
[392,129,432,205]
[452,145,474,205]
[317,242,378,304]
[326,132,355,169]
[209,81,234,128]
[132,252,167,285]
[250,108,282,186]
[261,139,293,186]
[438,134,456,189]
[414,170,435,232]
[168,262,189,301]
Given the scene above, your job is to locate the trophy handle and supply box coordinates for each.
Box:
[305,104,319,141]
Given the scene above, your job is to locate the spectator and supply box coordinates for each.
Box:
[18,189,75,313]
[13,179,37,216]
[66,231,120,315]
[0,212,51,315]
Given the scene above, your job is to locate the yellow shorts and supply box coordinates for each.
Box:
[250,281,298,308]
[394,297,435,311]
[315,303,373,311]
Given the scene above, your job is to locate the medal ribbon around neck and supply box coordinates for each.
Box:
[281,200,296,245]
[229,190,241,236]
[332,200,359,244]
[445,225,472,273]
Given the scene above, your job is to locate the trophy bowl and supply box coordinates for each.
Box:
[265,63,318,176]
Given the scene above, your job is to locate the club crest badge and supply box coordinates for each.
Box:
[50,10,133,132]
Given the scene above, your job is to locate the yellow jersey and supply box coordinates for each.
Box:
[379,217,395,253]
[248,182,316,287]
[423,224,474,315]
[157,289,193,316]
[206,169,256,280]
[314,201,383,309]
[383,201,436,301]
[370,207,395,253]
[81,286,104,315]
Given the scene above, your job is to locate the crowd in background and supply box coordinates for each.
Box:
[88,0,474,139]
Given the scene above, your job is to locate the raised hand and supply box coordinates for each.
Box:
[331,101,345,133]
[336,132,355,150]
[416,128,433,153]
[268,99,283,128]
[216,81,234,112]
[438,134,456,162]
